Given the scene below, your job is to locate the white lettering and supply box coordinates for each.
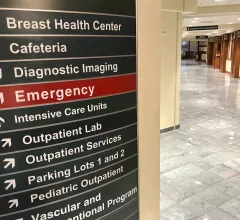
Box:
[6,17,51,30]
[10,42,67,54]
[15,86,95,103]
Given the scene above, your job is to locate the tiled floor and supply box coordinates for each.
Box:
[160,60,240,220]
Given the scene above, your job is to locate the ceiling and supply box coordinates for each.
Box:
[183,0,240,40]
[184,14,240,26]
[198,0,240,7]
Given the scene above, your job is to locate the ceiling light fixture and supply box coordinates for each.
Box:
[192,21,197,23]
[228,22,233,24]
[194,18,199,20]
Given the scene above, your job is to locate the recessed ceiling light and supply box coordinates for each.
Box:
[194,18,199,20]
[192,21,197,23]
[215,0,224,1]
[228,22,233,24]
[189,25,193,26]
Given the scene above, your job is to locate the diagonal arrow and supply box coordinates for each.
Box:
[4,179,16,190]
[1,138,11,148]
[0,117,5,127]
[8,199,18,208]
[0,92,4,104]
[3,158,15,169]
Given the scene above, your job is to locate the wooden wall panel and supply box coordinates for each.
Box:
[231,31,240,78]
[213,37,222,69]
[220,34,230,73]
[207,38,214,65]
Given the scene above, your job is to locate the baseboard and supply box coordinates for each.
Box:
[160,125,180,134]
[175,124,180,130]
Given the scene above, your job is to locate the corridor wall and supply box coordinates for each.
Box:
[160,11,182,131]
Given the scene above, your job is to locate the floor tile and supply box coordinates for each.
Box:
[180,195,216,217]
[178,154,203,163]
[161,204,197,220]
[191,158,214,170]
[229,174,240,185]
[179,178,209,194]
[204,154,228,166]
[220,198,240,219]
[223,160,240,172]
[214,179,240,197]
[160,161,172,174]
[177,163,205,176]
[209,165,237,179]
[167,146,189,156]
[160,61,240,219]
[160,215,168,220]
[160,157,187,174]
[197,187,231,206]
[163,167,192,183]
[160,151,174,161]
[160,192,176,211]
[195,171,224,186]
[233,194,240,201]
[161,176,194,202]
[198,208,237,220]
[218,149,240,160]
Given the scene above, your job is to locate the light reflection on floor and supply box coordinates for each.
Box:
[161,60,240,220]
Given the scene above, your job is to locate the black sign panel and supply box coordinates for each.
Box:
[0,1,138,220]
[196,36,208,40]
[187,25,218,31]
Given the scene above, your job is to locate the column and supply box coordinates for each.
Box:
[160,11,183,131]
[0,1,162,220]
[138,0,161,219]
[160,0,197,132]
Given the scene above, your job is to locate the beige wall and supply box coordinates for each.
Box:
[160,11,182,129]
[137,0,161,219]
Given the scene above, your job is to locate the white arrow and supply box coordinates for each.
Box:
[1,138,11,148]
[4,179,16,190]
[0,117,5,127]
[0,92,4,104]
[8,199,18,208]
[3,158,15,169]
[0,69,2,79]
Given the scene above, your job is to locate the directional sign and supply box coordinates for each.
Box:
[0,1,138,220]
[4,179,16,190]
[188,25,218,31]
[3,158,15,169]
[1,138,11,148]
[8,199,18,208]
